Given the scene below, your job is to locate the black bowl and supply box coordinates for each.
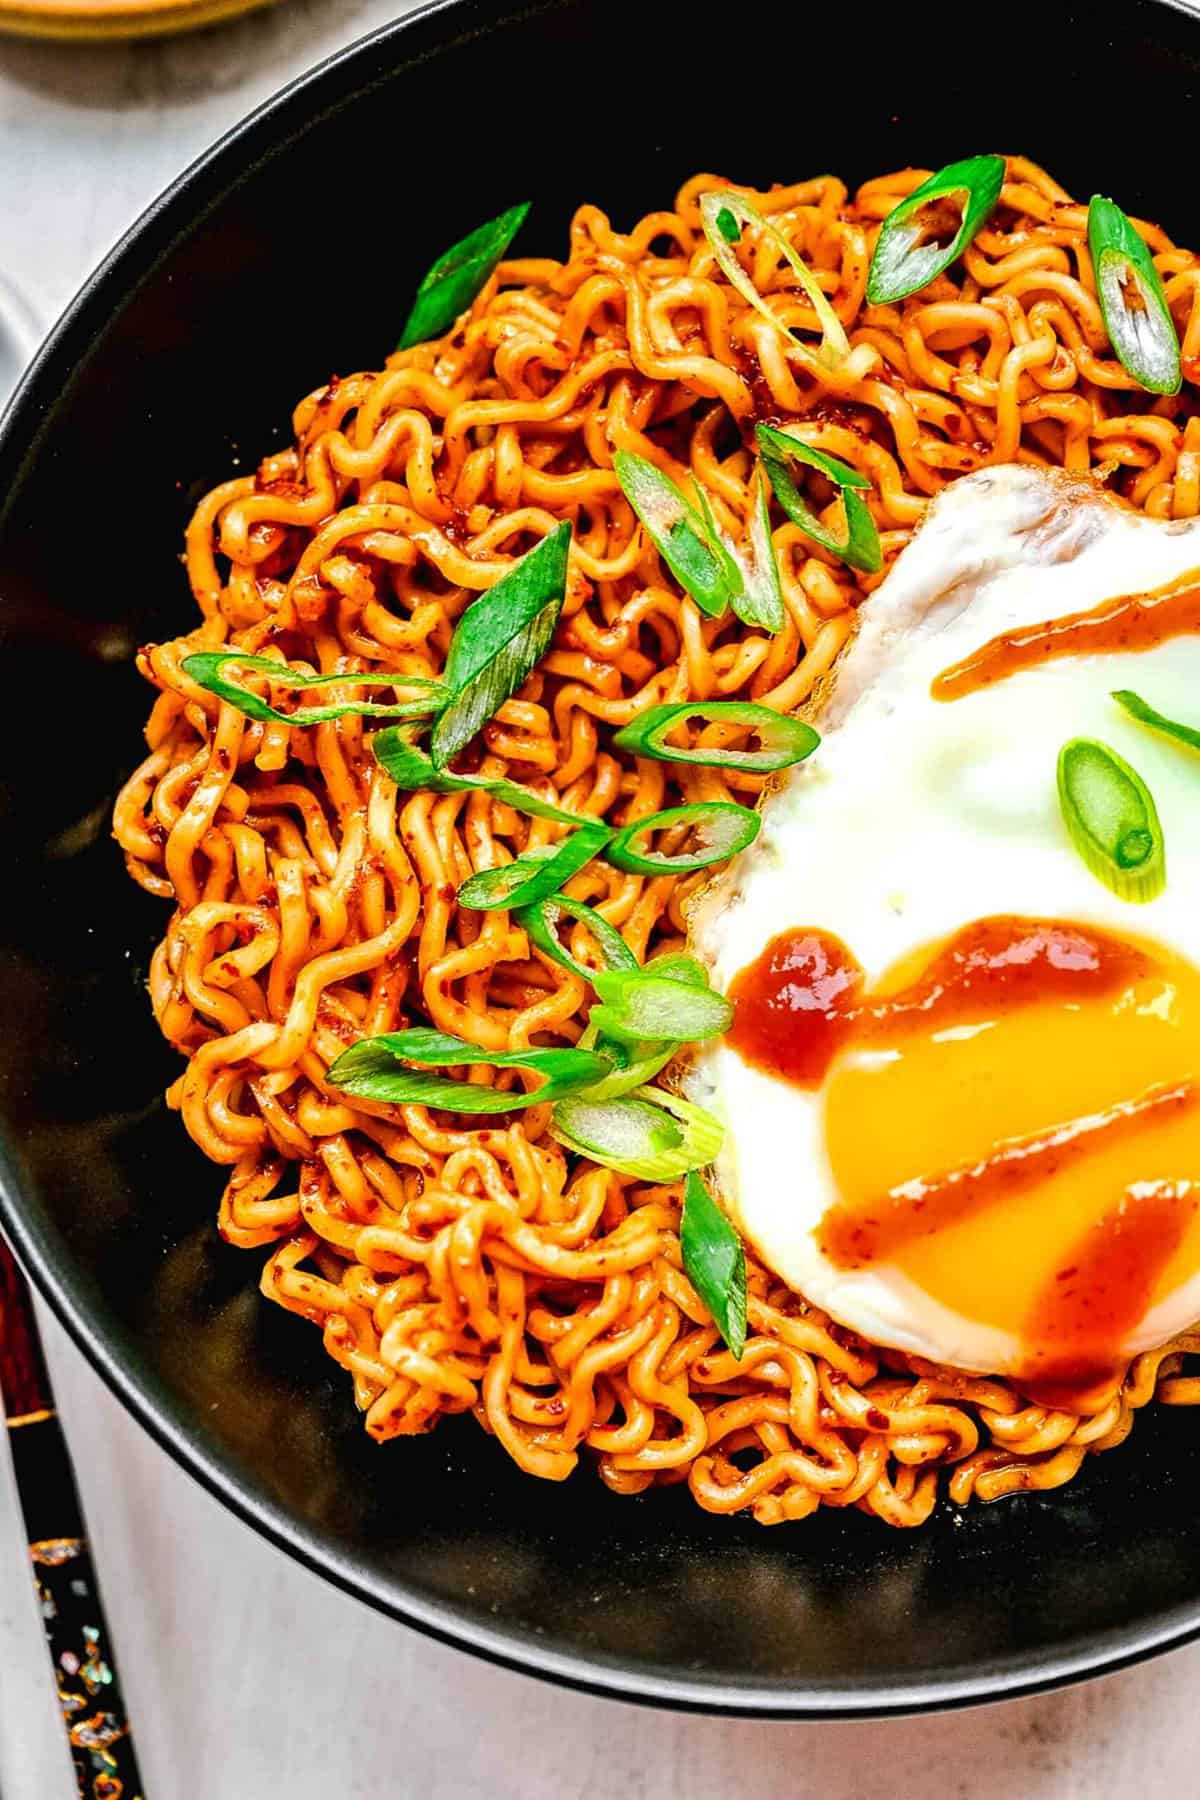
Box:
[4,0,1200,1717]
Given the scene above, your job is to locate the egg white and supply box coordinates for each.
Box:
[688,463,1200,1374]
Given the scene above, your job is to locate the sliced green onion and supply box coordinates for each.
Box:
[431,521,571,768]
[456,820,611,911]
[865,155,1006,306]
[326,1028,609,1113]
[1088,195,1181,396]
[372,727,579,826]
[614,451,743,618]
[605,801,760,875]
[1057,737,1165,903]
[575,956,712,1100]
[680,1171,746,1360]
[613,700,819,772]
[1113,689,1200,755]
[699,189,850,370]
[574,1034,677,1103]
[516,894,638,982]
[730,466,786,634]
[398,202,530,350]
[641,952,710,988]
[589,967,732,1045]
[550,1084,724,1181]
[552,1089,681,1162]
[715,205,740,244]
[181,651,446,727]
[757,425,881,575]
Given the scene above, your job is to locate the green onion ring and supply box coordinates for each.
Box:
[516,894,638,981]
[1057,736,1165,903]
[182,651,446,727]
[613,700,819,772]
[604,802,760,875]
[550,1084,724,1181]
[589,967,733,1045]
[456,820,612,912]
[866,154,1006,306]
[1088,194,1182,396]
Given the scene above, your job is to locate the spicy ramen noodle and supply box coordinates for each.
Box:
[114,157,1200,1527]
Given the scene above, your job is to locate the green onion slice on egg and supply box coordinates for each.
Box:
[1113,689,1200,755]
[1057,737,1166,903]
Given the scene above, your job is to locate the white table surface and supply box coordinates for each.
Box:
[2,5,1200,1793]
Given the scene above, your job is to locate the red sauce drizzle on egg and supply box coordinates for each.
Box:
[818,1080,1193,1268]
[726,916,1200,1407]
[1019,1183,1198,1408]
[727,917,1149,1087]
[931,571,1200,701]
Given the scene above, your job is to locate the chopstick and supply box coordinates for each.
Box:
[0,1231,146,1798]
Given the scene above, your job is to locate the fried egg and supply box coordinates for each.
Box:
[687,463,1200,1404]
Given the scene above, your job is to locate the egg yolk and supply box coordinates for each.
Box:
[727,917,1200,1407]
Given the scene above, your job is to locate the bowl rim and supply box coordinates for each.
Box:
[5,0,1200,1718]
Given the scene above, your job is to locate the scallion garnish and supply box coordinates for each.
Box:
[575,955,714,1100]
[398,202,531,350]
[430,521,571,768]
[613,700,819,772]
[1088,195,1182,396]
[730,466,786,635]
[589,967,733,1045]
[757,424,882,575]
[699,189,850,370]
[550,1084,724,1181]
[865,155,1006,305]
[1113,689,1200,755]
[456,820,612,912]
[516,894,638,982]
[1057,737,1166,903]
[181,651,447,727]
[605,801,760,875]
[325,1028,609,1113]
[573,1033,676,1103]
[372,727,580,825]
[637,951,710,988]
[614,451,744,618]
[680,1171,746,1360]
[715,205,740,244]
